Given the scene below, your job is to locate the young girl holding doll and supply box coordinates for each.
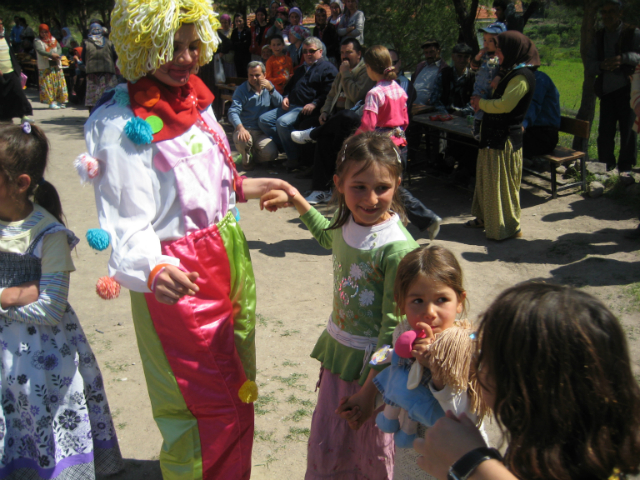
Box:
[357,44,442,241]
[0,123,123,479]
[416,283,640,480]
[262,132,419,479]
[374,245,487,480]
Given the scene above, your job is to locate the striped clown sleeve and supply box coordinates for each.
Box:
[0,272,70,326]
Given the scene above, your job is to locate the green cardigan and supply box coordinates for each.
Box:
[301,208,419,386]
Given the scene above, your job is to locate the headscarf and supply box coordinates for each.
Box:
[88,22,106,48]
[330,0,343,13]
[289,7,303,22]
[220,13,231,22]
[61,27,72,46]
[289,25,309,41]
[38,24,58,51]
[277,6,289,15]
[256,7,268,17]
[496,31,540,72]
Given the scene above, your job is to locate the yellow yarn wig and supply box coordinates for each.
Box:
[111,0,221,82]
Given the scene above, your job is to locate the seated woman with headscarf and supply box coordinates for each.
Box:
[467,31,539,240]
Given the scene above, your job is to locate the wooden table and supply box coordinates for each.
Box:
[411,114,478,146]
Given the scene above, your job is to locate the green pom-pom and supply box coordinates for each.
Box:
[86,229,110,251]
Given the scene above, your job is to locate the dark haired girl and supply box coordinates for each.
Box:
[0,123,124,478]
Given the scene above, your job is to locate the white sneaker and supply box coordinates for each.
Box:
[291,128,316,144]
[305,190,332,205]
[427,216,442,241]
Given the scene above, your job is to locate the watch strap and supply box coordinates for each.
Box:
[447,447,502,480]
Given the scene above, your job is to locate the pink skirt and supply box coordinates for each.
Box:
[306,368,395,479]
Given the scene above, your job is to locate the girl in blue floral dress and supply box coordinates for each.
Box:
[0,123,123,479]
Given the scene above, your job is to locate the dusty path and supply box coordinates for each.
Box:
[24,90,640,479]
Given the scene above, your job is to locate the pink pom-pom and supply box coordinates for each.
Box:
[96,276,121,300]
[395,329,426,358]
[74,153,100,184]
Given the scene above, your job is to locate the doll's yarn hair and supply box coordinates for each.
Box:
[111,0,221,81]
[429,319,489,423]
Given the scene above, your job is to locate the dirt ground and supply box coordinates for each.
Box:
[23,90,640,479]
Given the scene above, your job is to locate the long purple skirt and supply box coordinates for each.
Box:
[306,368,395,479]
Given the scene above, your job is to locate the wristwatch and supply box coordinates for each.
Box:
[447,447,502,480]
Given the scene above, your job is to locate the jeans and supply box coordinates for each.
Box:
[598,84,637,172]
[258,105,304,166]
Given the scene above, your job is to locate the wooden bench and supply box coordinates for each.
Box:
[523,116,590,199]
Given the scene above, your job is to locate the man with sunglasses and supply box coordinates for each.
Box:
[259,36,337,169]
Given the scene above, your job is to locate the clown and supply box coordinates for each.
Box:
[81,1,296,478]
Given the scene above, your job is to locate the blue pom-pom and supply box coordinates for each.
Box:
[113,88,131,107]
[86,229,110,251]
[124,117,153,145]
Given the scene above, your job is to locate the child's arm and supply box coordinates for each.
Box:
[489,75,501,91]
[0,272,70,326]
[241,177,298,201]
[0,281,40,308]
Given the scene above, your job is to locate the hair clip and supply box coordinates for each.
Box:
[383,66,394,74]
[340,143,348,163]
[394,149,402,164]
[21,122,32,134]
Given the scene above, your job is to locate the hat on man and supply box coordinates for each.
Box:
[452,43,473,55]
[421,40,440,49]
[479,22,507,34]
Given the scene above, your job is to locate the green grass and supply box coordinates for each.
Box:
[254,392,276,416]
[272,372,308,389]
[285,426,311,442]
[625,282,640,308]
[254,429,276,443]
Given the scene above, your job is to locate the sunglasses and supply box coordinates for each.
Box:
[391,59,399,65]
[303,48,320,54]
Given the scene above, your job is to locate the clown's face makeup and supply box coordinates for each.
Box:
[152,24,201,87]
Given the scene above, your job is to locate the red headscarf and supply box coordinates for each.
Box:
[38,24,58,51]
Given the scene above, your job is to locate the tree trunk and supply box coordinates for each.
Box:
[573,0,599,152]
[451,0,480,53]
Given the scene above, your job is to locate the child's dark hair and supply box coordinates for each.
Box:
[0,124,65,225]
[270,34,284,45]
[329,131,405,230]
[477,283,640,479]
[364,45,398,81]
[394,245,467,318]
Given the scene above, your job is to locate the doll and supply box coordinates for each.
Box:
[372,320,488,448]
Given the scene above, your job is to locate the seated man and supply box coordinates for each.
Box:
[411,40,448,112]
[258,36,337,169]
[290,38,374,202]
[407,40,448,166]
[228,61,283,170]
[432,43,475,117]
[523,69,561,158]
